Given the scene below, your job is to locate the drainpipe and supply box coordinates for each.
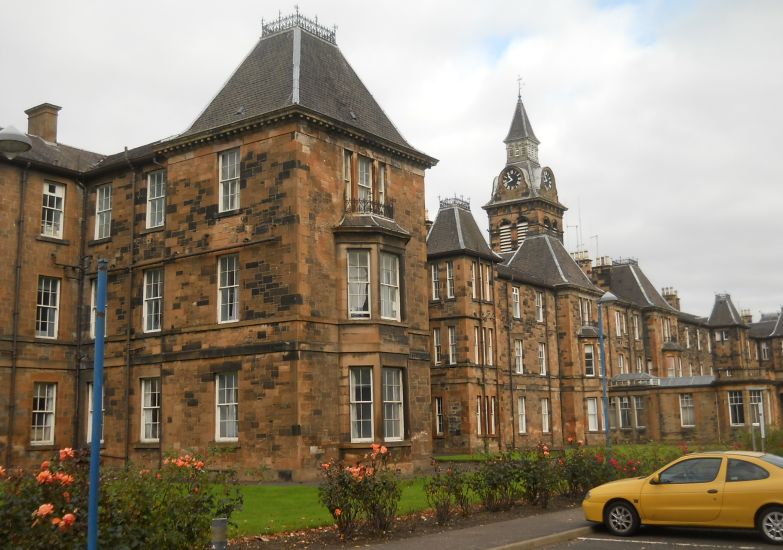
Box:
[124,148,137,463]
[6,161,30,467]
[505,282,516,450]
[73,179,88,448]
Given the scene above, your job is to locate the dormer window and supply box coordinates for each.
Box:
[344,149,392,218]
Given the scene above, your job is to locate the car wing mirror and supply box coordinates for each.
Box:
[649,474,660,485]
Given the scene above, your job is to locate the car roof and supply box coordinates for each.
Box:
[696,450,765,458]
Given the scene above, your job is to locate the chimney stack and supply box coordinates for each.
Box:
[661,287,680,311]
[740,308,753,324]
[570,250,593,277]
[25,103,61,143]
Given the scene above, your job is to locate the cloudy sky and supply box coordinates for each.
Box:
[3,0,782,319]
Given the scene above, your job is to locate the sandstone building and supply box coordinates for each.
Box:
[428,96,783,454]
[2,14,781,480]
[0,14,436,480]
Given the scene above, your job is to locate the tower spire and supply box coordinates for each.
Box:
[504,95,538,145]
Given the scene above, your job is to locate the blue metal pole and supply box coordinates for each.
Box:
[598,302,611,456]
[87,259,108,550]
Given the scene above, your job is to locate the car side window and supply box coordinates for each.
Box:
[659,458,722,484]
[727,459,769,482]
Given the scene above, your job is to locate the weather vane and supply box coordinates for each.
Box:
[517,75,525,99]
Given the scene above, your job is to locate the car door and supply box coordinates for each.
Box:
[716,458,771,528]
[640,457,725,524]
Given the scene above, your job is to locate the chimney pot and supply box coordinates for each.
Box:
[25,103,61,143]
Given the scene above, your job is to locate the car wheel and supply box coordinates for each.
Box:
[758,506,783,545]
[604,500,640,537]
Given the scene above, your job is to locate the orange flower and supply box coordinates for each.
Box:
[54,472,74,486]
[36,503,54,517]
[380,446,388,455]
[36,470,53,484]
[62,491,71,504]
[59,448,75,461]
[371,443,381,453]
[0,465,6,477]
[40,460,50,471]
[334,508,342,517]
[195,461,205,471]
[321,463,330,470]
[62,513,76,526]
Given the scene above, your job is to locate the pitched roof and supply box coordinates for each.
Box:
[184,22,418,155]
[749,309,783,338]
[5,130,105,173]
[504,97,539,144]
[707,294,744,327]
[501,233,599,290]
[606,261,675,311]
[427,199,498,261]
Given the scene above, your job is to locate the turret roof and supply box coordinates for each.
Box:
[504,97,539,144]
[427,198,499,261]
[707,293,745,327]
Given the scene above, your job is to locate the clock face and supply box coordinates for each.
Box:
[541,168,555,190]
[503,168,522,190]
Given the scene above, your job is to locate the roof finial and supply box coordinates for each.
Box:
[517,75,524,100]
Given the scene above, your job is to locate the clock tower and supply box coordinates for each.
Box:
[483,95,566,253]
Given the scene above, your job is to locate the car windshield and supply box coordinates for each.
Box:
[760,453,783,469]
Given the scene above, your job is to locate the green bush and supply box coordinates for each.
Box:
[0,448,242,550]
[469,452,522,511]
[424,465,471,524]
[557,438,612,498]
[318,443,402,539]
[517,443,559,508]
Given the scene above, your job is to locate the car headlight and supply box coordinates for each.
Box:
[584,491,591,501]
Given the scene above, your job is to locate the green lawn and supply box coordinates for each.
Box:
[231,478,428,537]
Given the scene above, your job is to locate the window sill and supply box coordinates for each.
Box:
[214,209,242,220]
[88,237,112,246]
[139,226,165,235]
[36,235,70,245]
[209,441,241,451]
[27,444,57,451]
[340,440,411,450]
[134,441,160,450]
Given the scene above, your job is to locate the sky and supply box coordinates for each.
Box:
[3,0,782,319]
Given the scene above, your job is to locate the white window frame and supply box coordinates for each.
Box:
[350,367,373,442]
[514,339,524,374]
[431,263,440,300]
[143,268,163,333]
[218,149,240,212]
[382,367,404,442]
[633,315,640,340]
[470,262,477,300]
[580,298,591,326]
[41,182,65,239]
[86,382,105,444]
[473,326,480,363]
[146,169,166,229]
[380,252,400,320]
[761,341,770,360]
[518,396,527,434]
[512,287,521,318]
[618,354,626,374]
[95,184,112,239]
[140,377,161,443]
[36,276,60,339]
[541,398,551,433]
[618,396,632,428]
[447,326,457,365]
[215,372,239,442]
[358,156,373,203]
[483,264,492,302]
[446,261,455,298]
[484,327,494,366]
[679,394,695,427]
[685,329,691,348]
[538,342,547,375]
[728,391,744,426]
[218,254,239,323]
[489,396,496,435]
[615,311,623,337]
[476,395,482,435]
[31,382,56,445]
[89,279,108,340]
[584,344,595,376]
[343,149,352,202]
[535,291,544,322]
[634,396,646,428]
[377,163,386,206]
[434,397,444,436]
[749,390,764,425]
[348,250,370,319]
[433,328,442,364]
[586,397,599,431]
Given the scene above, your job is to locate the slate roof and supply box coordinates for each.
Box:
[184,24,421,157]
[501,233,599,291]
[658,375,716,387]
[606,262,675,311]
[5,130,105,174]
[504,97,539,144]
[707,294,744,327]
[749,309,783,338]
[427,200,498,261]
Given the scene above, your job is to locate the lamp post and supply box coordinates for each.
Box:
[0,125,32,160]
[597,291,618,456]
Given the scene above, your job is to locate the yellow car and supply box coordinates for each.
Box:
[582,451,783,544]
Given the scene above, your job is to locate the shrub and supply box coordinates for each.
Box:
[424,465,471,524]
[518,443,558,508]
[469,452,522,511]
[0,448,242,550]
[318,443,402,539]
[557,438,612,498]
